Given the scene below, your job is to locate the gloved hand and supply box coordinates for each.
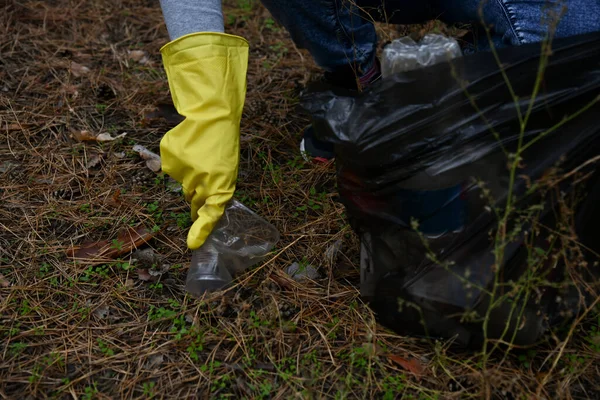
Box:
[160,32,249,249]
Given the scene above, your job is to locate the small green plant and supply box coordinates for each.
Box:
[257,381,273,399]
[79,203,91,213]
[8,324,21,337]
[44,352,64,368]
[71,299,91,320]
[584,313,600,352]
[517,349,537,368]
[349,346,370,371]
[226,14,236,26]
[142,381,156,398]
[97,338,115,356]
[171,211,192,229]
[209,368,231,393]
[186,328,205,362]
[38,262,51,277]
[8,342,27,356]
[295,187,328,216]
[264,17,278,32]
[153,173,166,186]
[82,382,99,400]
[80,265,110,283]
[326,317,341,339]
[148,305,177,321]
[19,299,32,315]
[28,364,42,384]
[286,155,305,170]
[380,374,407,400]
[95,103,107,114]
[111,239,124,251]
[235,189,257,207]
[117,261,132,271]
[249,310,271,328]
[274,357,297,382]
[238,0,252,12]
[146,201,163,224]
[269,41,288,57]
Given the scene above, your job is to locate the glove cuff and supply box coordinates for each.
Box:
[160,32,249,55]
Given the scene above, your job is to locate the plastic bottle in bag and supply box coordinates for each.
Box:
[381,33,463,77]
[382,34,467,237]
[357,34,468,299]
[185,200,280,297]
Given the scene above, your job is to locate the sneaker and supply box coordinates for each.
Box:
[300,59,381,163]
[300,125,335,163]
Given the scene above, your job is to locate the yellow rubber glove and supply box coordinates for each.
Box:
[160,32,249,250]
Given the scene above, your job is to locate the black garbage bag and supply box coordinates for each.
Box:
[300,32,600,348]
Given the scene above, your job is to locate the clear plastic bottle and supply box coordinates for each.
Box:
[185,200,280,297]
[381,33,463,78]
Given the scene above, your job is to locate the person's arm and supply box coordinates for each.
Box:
[159,0,224,38]
[158,1,250,250]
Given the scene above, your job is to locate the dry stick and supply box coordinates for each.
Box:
[549,154,600,186]
[310,322,337,366]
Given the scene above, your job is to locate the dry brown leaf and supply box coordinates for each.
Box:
[0,274,10,288]
[148,264,170,277]
[66,225,156,260]
[70,61,91,77]
[109,189,122,206]
[132,248,161,268]
[96,132,127,142]
[128,50,145,61]
[132,144,161,172]
[86,154,102,169]
[137,268,157,282]
[128,50,150,65]
[145,354,164,369]
[145,158,161,172]
[6,123,24,131]
[387,354,424,377]
[72,130,96,141]
[61,84,79,95]
[72,130,127,142]
[93,305,110,319]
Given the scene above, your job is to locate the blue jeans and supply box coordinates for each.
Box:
[260,0,600,74]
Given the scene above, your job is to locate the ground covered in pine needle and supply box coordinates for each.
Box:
[1,1,599,399]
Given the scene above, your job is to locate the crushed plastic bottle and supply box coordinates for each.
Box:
[381,34,463,78]
[185,200,280,297]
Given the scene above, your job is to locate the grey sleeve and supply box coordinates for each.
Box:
[159,0,224,40]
